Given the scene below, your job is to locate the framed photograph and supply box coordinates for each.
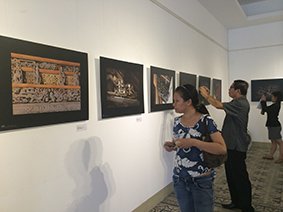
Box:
[0,35,88,131]
[251,78,283,101]
[150,66,175,112]
[212,78,222,101]
[179,72,197,87]
[198,76,211,105]
[100,57,144,118]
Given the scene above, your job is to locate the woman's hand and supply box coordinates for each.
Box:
[260,94,266,101]
[164,141,176,152]
[175,138,195,149]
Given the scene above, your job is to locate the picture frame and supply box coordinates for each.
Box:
[198,76,211,105]
[100,57,144,118]
[212,78,222,101]
[0,35,89,131]
[150,66,175,112]
[251,78,283,101]
[179,72,197,87]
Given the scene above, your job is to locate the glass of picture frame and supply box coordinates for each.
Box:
[150,66,175,112]
[100,56,144,118]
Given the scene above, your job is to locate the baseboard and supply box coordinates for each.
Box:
[132,183,173,212]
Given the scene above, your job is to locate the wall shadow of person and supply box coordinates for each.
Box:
[65,137,115,212]
[160,111,175,179]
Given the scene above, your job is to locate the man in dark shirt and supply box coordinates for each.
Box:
[200,80,254,212]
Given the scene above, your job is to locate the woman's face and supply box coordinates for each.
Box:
[173,92,189,113]
[271,95,277,102]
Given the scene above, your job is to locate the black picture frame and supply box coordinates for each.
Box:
[251,78,283,101]
[100,57,144,118]
[0,35,89,131]
[150,66,175,112]
[179,72,197,87]
[212,78,222,101]
[198,76,211,105]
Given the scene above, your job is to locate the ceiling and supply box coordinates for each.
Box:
[198,0,283,29]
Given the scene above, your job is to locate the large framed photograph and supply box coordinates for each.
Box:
[198,76,211,105]
[150,66,175,112]
[251,78,283,101]
[212,78,222,101]
[0,35,88,131]
[100,57,144,118]
[179,72,196,87]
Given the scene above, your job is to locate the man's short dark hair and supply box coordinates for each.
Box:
[233,80,249,96]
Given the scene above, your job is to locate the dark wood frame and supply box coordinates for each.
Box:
[100,57,144,118]
[150,66,175,112]
[0,35,89,131]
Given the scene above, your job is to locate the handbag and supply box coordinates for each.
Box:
[203,150,227,168]
[202,116,227,168]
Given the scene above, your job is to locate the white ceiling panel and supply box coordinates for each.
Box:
[198,0,283,29]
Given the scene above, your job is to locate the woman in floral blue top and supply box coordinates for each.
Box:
[164,84,226,212]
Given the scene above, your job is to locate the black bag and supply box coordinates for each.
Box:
[203,151,227,168]
[202,116,227,168]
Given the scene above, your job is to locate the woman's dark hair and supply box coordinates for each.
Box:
[174,84,209,114]
[233,80,249,96]
[271,91,282,102]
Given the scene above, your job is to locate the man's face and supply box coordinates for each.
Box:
[228,83,237,98]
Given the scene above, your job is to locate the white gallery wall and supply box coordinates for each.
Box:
[0,0,228,212]
[229,21,283,142]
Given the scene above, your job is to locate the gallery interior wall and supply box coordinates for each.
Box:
[0,0,229,212]
[228,21,283,142]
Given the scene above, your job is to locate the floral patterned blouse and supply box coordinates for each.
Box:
[173,114,218,178]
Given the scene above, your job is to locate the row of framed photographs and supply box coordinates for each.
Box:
[100,58,283,119]
[0,35,221,131]
[2,35,281,132]
[100,56,222,118]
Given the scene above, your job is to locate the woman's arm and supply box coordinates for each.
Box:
[175,131,227,154]
[260,94,269,113]
[260,100,267,111]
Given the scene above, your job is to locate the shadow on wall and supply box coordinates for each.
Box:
[65,137,115,212]
[160,111,175,179]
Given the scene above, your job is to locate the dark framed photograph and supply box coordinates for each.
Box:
[198,76,211,105]
[179,72,197,87]
[100,57,144,118]
[150,66,175,112]
[212,78,222,101]
[0,35,89,131]
[251,78,283,101]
